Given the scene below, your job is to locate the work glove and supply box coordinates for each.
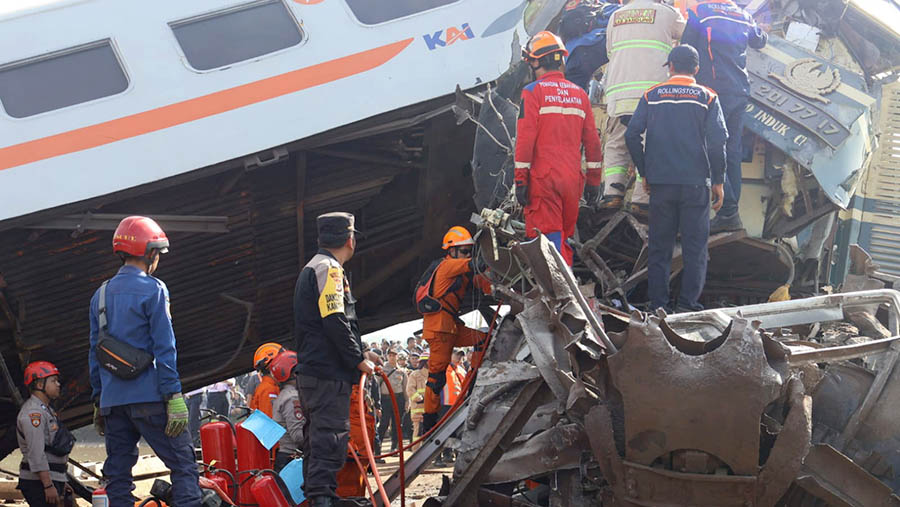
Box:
[165,393,189,437]
[583,184,602,207]
[93,404,105,436]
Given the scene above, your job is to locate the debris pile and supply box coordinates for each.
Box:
[417,212,900,506]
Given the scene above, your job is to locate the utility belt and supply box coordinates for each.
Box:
[20,461,67,474]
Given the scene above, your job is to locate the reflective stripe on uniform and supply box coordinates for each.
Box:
[515,161,531,169]
[699,15,752,26]
[647,99,709,109]
[605,80,661,95]
[610,39,673,54]
[604,165,628,176]
[586,162,602,169]
[538,106,586,118]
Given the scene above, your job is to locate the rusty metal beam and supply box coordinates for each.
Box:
[443,379,550,507]
[788,336,900,365]
[835,339,900,450]
[24,213,229,233]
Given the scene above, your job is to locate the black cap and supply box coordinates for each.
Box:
[317,212,360,247]
[663,44,700,70]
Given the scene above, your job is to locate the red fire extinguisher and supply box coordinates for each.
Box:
[249,472,291,507]
[200,419,238,497]
[236,421,271,505]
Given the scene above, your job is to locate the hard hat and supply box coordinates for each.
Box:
[113,216,169,258]
[253,342,284,370]
[24,361,59,386]
[522,31,569,60]
[442,226,475,250]
[269,350,298,383]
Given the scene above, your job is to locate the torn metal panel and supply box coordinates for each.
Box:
[746,35,875,208]
[608,314,783,475]
[795,444,900,506]
[485,424,589,484]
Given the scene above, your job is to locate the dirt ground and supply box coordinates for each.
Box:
[1,433,446,506]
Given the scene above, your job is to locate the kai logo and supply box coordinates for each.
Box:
[423,23,475,51]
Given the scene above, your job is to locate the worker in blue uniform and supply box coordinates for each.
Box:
[625,45,728,312]
[682,0,767,232]
[89,216,201,506]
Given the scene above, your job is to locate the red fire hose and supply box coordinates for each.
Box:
[355,304,503,507]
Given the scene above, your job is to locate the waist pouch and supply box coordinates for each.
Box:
[96,281,154,380]
[45,424,75,457]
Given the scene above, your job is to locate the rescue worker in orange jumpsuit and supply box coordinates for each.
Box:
[515,31,603,265]
[421,226,491,433]
[249,343,283,417]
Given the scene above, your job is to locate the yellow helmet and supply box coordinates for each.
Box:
[442,226,475,250]
[253,342,284,370]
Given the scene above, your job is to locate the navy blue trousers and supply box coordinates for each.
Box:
[648,184,710,311]
[102,403,201,506]
[719,94,748,216]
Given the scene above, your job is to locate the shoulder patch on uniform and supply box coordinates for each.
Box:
[30,413,41,427]
[318,266,345,318]
[613,8,657,26]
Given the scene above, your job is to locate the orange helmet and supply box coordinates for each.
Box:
[522,31,568,61]
[253,342,284,370]
[442,226,475,250]
[269,350,298,383]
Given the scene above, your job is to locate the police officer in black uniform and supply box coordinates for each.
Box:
[293,212,375,507]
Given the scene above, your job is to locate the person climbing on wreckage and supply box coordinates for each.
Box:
[416,226,492,435]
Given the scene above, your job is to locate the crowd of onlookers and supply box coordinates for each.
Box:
[183,334,473,467]
[361,335,473,467]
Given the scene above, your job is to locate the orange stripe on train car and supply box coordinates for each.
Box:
[0,38,414,171]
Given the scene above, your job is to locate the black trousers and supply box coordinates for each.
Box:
[648,184,710,311]
[206,391,229,418]
[17,479,70,507]
[297,374,351,500]
[376,394,406,453]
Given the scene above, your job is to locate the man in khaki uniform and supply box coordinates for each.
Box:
[406,354,429,451]
[17,361,75,507]
[376,349,408,454]
[600,0,685,216]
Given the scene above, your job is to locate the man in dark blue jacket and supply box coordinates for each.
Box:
[89,216,200,506]
[293,212,375,507]
[625,45,728,312]
[682,0,767,232]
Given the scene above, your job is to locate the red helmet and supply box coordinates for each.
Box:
[269,350,298,383]
[24,361,59,386]
[112,216,169,258]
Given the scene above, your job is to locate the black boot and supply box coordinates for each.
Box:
[309,496,336,507]
[710,211,744,233]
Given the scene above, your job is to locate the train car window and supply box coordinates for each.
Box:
[0,40,128,118]
[345,0,460,25]
[171,0,303,71]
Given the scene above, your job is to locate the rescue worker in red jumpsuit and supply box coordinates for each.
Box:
[421,226,491,434]
[515,30,603,266]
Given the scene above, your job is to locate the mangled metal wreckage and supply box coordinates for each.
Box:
[409,213,900,506]
[465,0,900,310]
